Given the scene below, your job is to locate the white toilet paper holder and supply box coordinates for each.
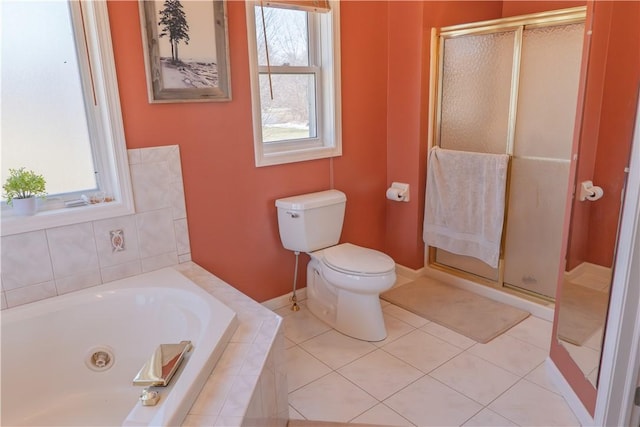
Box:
[579,180,604,202]
[387,182,410,202]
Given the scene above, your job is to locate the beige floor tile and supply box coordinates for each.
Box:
[286,346,332,392]
[338,349,423,401]
[289,405,305,420]
[583,327,604,351]
[300,329,377,369]
[384,375,483,426]
[420,321,477,349]
[558,340,601,376]
[372,314,416,347]
[462,408,518,426]
[283,306,332,344]
[283,301,580,427]
[351,403,415,426]
[289,372,378,422]
[505,315,553,351]
[430,352,520,405]
[489,379,580,426]
[468,334,548,376]
[525,362,562,395]
[382,304,430,328]
[383,329,462,373]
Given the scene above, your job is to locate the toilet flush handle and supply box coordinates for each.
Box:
[286,211,299,218]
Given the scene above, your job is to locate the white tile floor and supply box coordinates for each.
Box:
[274,282,581,426]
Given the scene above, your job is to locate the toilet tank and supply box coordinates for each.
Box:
[275,190,347,252]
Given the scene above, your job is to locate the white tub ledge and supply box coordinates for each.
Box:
[175,262,288,427]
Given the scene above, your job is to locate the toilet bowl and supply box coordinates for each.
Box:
[306,243,396,341]
[275,189,397,342]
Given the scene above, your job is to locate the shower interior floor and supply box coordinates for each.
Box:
[273,276,582,426]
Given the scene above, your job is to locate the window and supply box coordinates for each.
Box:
[1,1,133,235]
[246,1,342,167]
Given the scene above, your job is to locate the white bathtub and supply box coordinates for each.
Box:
[0,268,238,426]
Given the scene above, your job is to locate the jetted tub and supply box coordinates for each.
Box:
[1,268,238,426]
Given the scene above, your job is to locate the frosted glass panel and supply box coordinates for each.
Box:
[435,249,498,282]
[503,158,571,297]
[1,1,97,196]
[439,31,515,154]
[514,23,584,160]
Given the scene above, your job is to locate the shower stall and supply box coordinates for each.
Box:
[427,8,586,299]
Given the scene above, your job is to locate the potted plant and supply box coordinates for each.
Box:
[2,167,47,216]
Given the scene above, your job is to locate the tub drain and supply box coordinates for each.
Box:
[86,346,115,371]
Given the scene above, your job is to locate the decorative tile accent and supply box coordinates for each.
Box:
[93,215,140,268]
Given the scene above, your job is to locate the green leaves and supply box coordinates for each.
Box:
[2,167,47,205]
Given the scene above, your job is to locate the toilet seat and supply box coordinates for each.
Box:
[322,243,395,276]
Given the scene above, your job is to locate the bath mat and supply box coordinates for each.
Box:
[557,281,609,346]
[381,277,529,343]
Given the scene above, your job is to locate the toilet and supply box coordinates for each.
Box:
[275,189,396,341]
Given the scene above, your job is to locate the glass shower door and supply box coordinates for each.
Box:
[434,30,516,283]
[503,23,584,298]
[431,14,585,299]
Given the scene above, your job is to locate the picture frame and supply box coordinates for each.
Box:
[139,0,231,103]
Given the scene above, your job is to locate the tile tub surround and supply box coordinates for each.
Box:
[1,145,288,425]
[176,262,288,427]
[1,145,191,309]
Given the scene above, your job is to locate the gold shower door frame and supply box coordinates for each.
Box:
[426,7,586,302]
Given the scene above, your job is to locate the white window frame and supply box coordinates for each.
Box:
[245,1,342,167]
[1,1,134,236]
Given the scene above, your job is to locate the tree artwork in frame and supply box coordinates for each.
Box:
[139,0,231,103]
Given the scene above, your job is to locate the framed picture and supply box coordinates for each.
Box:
[139,0,231,103]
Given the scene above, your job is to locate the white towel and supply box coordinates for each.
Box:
[423,146,509,268]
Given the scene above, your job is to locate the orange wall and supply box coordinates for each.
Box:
[566,1,639,270]
[502,0,585,17]
[108,0,619,302]
[587,1,640,266]
[107,1,389,302]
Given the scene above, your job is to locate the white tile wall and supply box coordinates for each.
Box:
[0,145,191,308]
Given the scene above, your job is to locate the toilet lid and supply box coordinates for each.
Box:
[323,243,395,275]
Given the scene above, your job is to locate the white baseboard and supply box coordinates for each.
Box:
[262,288,307,311]
[545,357,595,426]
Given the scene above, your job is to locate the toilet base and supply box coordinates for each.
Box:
[306,259,388,342]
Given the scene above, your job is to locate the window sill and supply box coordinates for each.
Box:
[256,145,342,167]
[1,199,134,236]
